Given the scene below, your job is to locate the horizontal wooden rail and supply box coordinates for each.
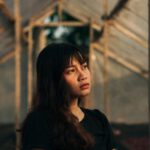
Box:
[92,42,148,79]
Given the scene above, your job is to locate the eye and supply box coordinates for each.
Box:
[66,68,76,74]
[82,63,88,69]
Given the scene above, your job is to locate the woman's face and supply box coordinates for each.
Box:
[63,57,91,98]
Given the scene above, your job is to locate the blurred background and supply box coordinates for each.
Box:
[0,0,149,149]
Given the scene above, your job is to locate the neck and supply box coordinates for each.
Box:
[70,98,81,113]
[69,98,84,122]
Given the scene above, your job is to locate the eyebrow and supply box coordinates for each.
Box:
[66,65,76,68]
[66,62,87,68]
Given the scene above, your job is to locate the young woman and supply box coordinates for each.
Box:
[21,42,117,150]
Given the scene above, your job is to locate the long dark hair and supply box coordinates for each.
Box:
[32,42,95,150]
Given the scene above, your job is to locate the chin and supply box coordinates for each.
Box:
[80,93,89,97]
[80,90,91,97]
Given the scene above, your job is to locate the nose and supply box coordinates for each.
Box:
[78,69,87,81]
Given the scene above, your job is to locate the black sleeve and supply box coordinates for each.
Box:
[106,118,117,150]
[93,109,118,150]
[21,111,50,150]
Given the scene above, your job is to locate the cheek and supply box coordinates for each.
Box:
[87,71,91,82]
[63,76,78,88]
[64,78,80,95]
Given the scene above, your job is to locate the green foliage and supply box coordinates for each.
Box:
[45,11,90,49]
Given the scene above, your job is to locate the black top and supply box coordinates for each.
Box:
[21,107,117,150]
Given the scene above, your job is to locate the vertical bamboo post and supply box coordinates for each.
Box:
[38,28,46,52]
[32,28,46,94]
[148,1,150,149]
[14,0,21,149]
[103,0,110,118]
[27,22,33,111]
[58,0,63,21]
[89,20,94,71]
[86,19,94,108]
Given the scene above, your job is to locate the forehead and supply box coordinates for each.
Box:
[68,57,84,66]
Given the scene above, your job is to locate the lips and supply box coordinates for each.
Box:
[80,83,90,89]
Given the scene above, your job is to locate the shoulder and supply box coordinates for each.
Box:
[21,110,52,149]
[22,110,45,125]
[81,107,108,121]
[80,107,110,127]
[81,108,117,149]
[21,110,51,133]
[21,111,37,129]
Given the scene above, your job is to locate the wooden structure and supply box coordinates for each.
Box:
[0,0,148,149]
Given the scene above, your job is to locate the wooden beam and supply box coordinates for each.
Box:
[33,21,87,27]
[91,22,102,31]
[0,1,14,21]
[31,1,57,21]
[111,21,148,49]
[148,1,150,149]
[62,0,89,23]
[23,0,65,34]
[0,50,14,64]
[89,20,94,71]
[38,29,46,52]
[148,1,150,148]
[33,9,54,25]
[58,0,63,21]
[14,0,21,149]
[85,19,94,109]
[23,21,87,33]
[23,9,54,33]
[27,23,33,111]
[0,0,4,6]
[23,1,57,33]
[103,0,110,118]
[92,43,148,79]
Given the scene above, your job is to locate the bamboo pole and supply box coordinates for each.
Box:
[111,21,148,49]
[33,21,86,27]
[31,1,57,21]
[148,1,150,148]
[23,21,86,33]
[58,0,63,21]
[23,9,54,33]
[92,43,148,79]
[35,9,54,24]
[103,0,110,118]
[0,50,15,64]
[0,0,14,21]
[27,22,33,111]
[91,22,102,31]
[14,0,21,149]
[85,19,94,109]
[89,20,94,71]
[38,28,46,52]
[0,0,4,5]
